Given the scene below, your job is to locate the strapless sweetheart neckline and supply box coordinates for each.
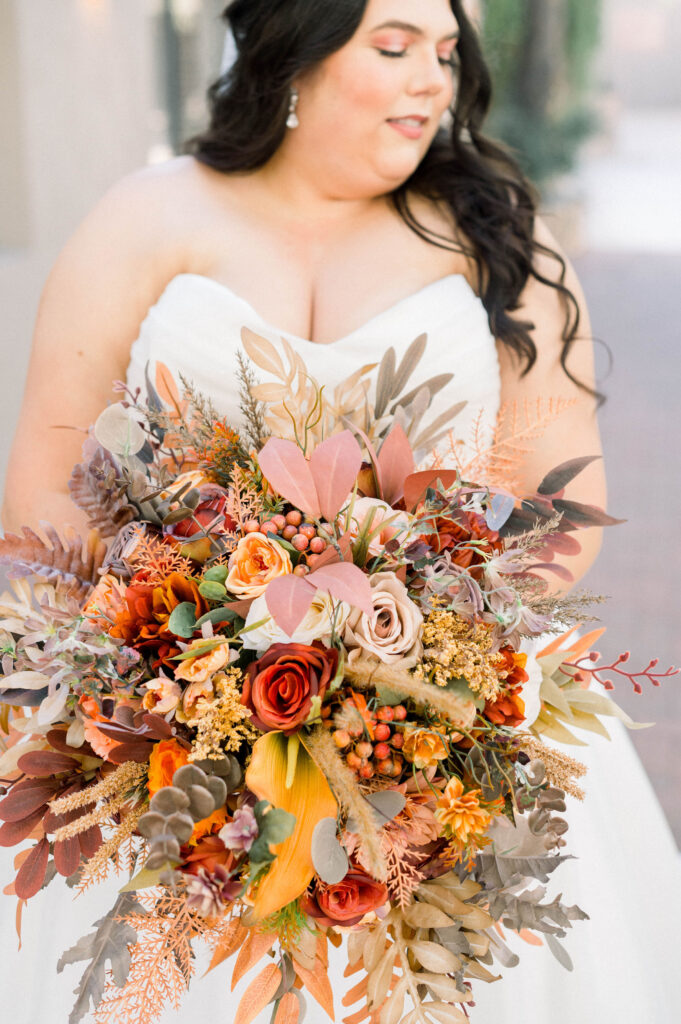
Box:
[163,271,478,348]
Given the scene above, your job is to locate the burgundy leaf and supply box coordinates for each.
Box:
[264,573,316,636]
[257,439,321,518]
[0,780,58,823]
[105,743,156,765]
[54,835,82,878]
[46,728,94,757]
[308,431,363,521]
[376,425,415,505]
[17,751,81,777]
[15,837,49,900]
[79,825,103,860]
[225,598,254,618]
[521,498,555,520]
[553,499,627,528]
[403,470,459,512]
[0,807,46,847]
[537,456,602,496]
[544,532,582,556]
[526,562,575,582]
[140,712,174,738]
[307,562,374,616]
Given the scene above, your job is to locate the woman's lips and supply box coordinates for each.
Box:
[387,116,427,140]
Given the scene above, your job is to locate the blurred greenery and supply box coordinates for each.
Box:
[482,0,602,185]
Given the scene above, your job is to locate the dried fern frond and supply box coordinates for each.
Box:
[126,526,193,584]
[429,397,577,490]
[93,892,211,1024]
[0,524,107,603]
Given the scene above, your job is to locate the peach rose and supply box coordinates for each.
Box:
[174,639,233,684]
[344,571,423,665]
[226,533,292,599]
[142,675,182,714]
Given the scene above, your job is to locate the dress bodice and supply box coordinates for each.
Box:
[125,272,501,462]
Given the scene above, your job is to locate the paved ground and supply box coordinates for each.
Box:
[573,250,681,845]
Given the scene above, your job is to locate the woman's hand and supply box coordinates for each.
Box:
[495,216,607,596]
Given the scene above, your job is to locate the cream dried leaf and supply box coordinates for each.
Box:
[409,940,462,975]
[402,903,454,931]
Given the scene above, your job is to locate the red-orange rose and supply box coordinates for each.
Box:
[242,642,338,734]
[302,869,388,927]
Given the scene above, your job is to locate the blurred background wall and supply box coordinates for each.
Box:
[0,0,679,838]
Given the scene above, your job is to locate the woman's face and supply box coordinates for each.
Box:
[294,0,460,194]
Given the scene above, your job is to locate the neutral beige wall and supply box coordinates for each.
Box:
[0,0,154,510]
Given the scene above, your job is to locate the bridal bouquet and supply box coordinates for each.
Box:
[0,332,674,1024]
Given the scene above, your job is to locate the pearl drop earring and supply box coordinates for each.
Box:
[286,88,300,129]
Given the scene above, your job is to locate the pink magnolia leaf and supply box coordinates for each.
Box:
[377,425,415,506]
[258,439,321,518]
[264,574,316,636]
[308,431,363,522]
[403,470,459,512]
[307,563,374,616]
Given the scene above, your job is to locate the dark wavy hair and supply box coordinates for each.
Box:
[187,0,598,400]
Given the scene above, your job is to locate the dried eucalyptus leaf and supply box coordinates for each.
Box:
[362,919,389,975]
[545,933,574,971]
[367,948,395,1008]
[311,817,349,884]
[410,939,462,975]
[418,973,468,1002]
[375,347,397,419]
[379,975,408,1024]
[403,902,454,931]
[391,333,428,398]
[57,893,143,1024]
[94,404,146,457]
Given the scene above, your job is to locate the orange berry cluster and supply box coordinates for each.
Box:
[242,511,333,573]
[324,701,408,780]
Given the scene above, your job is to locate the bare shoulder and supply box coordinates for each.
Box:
[404,190,479,290]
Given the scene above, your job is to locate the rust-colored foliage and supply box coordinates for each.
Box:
[93,892,211,1024]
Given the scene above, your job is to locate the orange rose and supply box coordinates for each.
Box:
[402,726,453,770]
[302,869,388,927]
[147,739,226,840]
[226,533,292,599]
[174,639,232,684]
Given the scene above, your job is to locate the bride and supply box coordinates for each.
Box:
[1,1,678,1021]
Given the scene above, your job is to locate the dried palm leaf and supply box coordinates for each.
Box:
[0,524,107,603]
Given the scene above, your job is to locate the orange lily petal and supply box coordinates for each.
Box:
[245,732,338,920]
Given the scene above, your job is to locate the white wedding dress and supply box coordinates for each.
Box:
[1,273,679,1022]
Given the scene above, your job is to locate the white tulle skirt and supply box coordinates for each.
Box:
[1,719,678,1024]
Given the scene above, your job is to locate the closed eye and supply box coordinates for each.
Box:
[377,48,458,68]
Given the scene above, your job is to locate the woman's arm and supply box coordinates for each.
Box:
[1,168,181,537]
[495,217,607,594]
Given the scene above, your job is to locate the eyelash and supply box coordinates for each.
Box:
[377,48,458,68]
